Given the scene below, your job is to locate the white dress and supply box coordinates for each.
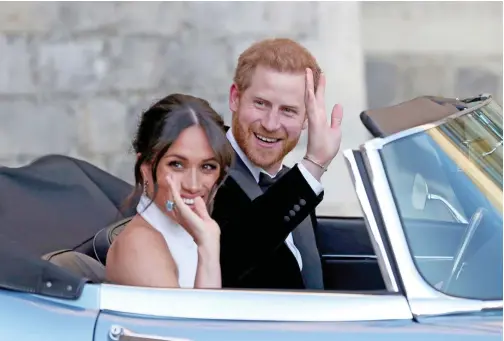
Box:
[136,195,198,288]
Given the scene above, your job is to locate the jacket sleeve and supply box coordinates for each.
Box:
[211,164,324,285]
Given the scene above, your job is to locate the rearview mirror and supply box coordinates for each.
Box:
[411,173,468,223]
[412,173,428,210]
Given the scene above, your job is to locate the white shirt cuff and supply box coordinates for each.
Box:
[297,162,324,196]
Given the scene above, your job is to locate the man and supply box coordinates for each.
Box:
[211,38,343,290]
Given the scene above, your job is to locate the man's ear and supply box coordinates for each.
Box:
[229,83,240,113]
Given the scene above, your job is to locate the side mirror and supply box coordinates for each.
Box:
[412,173,428,210]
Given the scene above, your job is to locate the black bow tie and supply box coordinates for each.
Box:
[258,166,288,192]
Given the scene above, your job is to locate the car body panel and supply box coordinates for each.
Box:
[93,311,502,341]
[0,287,99,341]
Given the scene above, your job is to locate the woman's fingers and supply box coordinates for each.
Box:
[192,196,211,221]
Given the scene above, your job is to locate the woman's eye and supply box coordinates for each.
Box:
[169,161,183,169]
[202,164,217,171]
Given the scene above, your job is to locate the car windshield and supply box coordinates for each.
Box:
[380,98,503,301]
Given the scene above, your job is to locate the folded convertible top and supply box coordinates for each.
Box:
[0,155,136,257]
[360,95,472,138]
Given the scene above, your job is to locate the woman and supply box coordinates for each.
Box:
[106,94,234,289]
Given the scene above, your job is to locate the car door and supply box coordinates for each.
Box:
[316,215,385,291]
[92,283,413,341]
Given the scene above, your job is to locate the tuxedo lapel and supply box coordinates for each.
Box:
[228,151,262,201]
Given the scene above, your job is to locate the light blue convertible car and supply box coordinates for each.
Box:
[0,94,502,340]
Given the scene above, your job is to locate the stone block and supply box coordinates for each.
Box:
[364,58,398,109]
[37,39,106,92]
[0,35,36,94]
[75,98,129,154]
[401,57,454,100]
[0,2,59,33]
[455,67,502,104]
[185,2,266,37]
[263,2,318,39]
[165,38,231,99]
[0,100,77,156]
[101,37,167,91]
[106,153,136,184]
[57,2,186,36]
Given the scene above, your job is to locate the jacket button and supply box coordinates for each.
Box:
[284,216,290,222]
[289,210,296,217]
[293,204,301,211]
[299,199,306,206]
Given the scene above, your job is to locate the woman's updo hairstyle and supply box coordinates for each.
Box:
[128,93,234,210]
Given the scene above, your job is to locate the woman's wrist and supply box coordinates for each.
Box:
[197,243,220,262]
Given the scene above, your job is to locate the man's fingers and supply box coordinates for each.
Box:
[315,72,326,108]
[330,103,344,130]
[305,68,316,121]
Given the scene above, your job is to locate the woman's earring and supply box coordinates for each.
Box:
[143,180,148,197]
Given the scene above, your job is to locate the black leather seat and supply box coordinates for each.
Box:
[91,217,133,265]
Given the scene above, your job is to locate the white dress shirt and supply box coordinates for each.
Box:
[226,129,324,271]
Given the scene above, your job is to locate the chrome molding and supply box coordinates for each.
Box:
[99,284,412,322]
[343,149,399,292]
[360,141,502,317]
[321,254,454,261]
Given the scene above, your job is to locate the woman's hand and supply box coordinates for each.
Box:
[165,175,220,248]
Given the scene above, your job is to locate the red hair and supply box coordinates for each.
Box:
[233,38,322,92]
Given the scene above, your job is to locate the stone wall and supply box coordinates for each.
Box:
[362,1,503,109]
[0,1,502,216]
[0,1,330,181]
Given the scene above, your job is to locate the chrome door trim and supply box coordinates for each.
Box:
[359,139,503,317]
[99,284,412,322]
[343,150,399,292]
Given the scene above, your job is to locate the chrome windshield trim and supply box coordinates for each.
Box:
[360,143,503,316]
[99,284,412,322]
[343,149,399,292]
[321,254,454,261]
[363,96,493,151]
[408,298,503,317]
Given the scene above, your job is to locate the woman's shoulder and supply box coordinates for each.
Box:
[109,216,168,257]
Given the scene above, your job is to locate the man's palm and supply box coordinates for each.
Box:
[305,68,344,167]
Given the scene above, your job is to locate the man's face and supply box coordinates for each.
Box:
[230,65,307,174]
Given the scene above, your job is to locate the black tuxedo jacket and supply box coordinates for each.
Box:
[211,153,324,289]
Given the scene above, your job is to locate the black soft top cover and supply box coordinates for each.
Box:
[0,155,136,258]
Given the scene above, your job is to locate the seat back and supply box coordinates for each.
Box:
[42,250,106,283]
[92,217,133,265]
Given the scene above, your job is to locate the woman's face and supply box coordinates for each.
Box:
[142,125,221,219]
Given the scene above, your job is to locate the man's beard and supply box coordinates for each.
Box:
[232,114,299,171]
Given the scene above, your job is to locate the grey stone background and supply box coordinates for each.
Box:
[0,1,502,216]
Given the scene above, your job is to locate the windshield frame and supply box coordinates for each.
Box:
[355,95,502,317]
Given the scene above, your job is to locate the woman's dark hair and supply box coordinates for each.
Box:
[126,93,234,211]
